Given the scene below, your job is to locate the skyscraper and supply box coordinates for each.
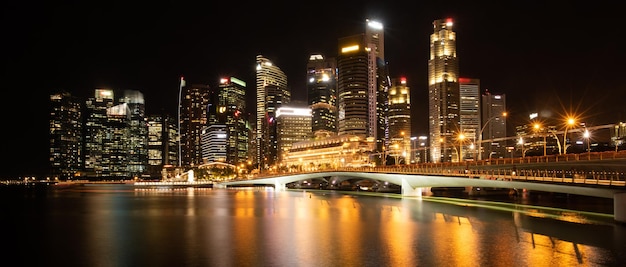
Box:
[218,77,248,165]
[276,107,312,163]
[307,54,337,137]
[84,89,115,178]
[388,77,411,164]
[119,90,147,178]
[49,91,82,180]
[481,91,507,159]
[180,83,209,167]
[256,55,289,170]
[459,78,480,160]
[337,34,369,137]
[428,18,460,163]
[337,19,388,158]
[147,114,177,179]
[366,19,389,153]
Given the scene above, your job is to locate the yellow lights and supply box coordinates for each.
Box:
[567,117,576,126]
[341,45,359,54]
[322,73,330,82]
[458,133,466,141]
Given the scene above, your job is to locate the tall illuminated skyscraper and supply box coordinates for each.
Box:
[481,91,507,159]
[119,90,147,178]
[49,91,82,180]
[428,18,460,163]
[180,83,209,167]
[256,55,289,170]
[217,77,248,165]
[388,77,411,163]
[337,19,388,155]
[307,54,337,137]
[459,78,480,160]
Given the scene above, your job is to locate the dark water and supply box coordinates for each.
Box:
[2,185,625,267]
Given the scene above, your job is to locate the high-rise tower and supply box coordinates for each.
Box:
[49,91,82,180]
[388,77,411,164]
[180,83,209,167]
[307,54,337,137]
[337,19,388,158]
[428,18,460,163]
[119,90,147,178]
[256,55,289,170]
[481,91,507,159]
[218,77,248,165]
[459,78,480,160]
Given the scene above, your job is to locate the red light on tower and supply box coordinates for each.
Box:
[400,77,407,84]
[459,77,470,83]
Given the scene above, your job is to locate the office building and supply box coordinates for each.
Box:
[388,77,411,164]
[180,83,209,167]
[459,78,480,160]
[428,18,460,162]
[218,77,248,165]
[276,107,312,163]
[307,54,337,137]
[481,90,507,159]
[147,114,178,179]
[119,90,147,178]
[256,55,289,170]
[49,91,83,180]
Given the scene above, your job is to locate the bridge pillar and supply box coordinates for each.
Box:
[274,180,286,191]
[401,178,422,197]
[615,192,626,223]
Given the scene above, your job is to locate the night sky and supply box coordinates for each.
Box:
[2,1,625,178]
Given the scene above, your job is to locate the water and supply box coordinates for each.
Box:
[2,185,625,266]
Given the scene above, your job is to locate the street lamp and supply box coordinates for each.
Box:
[457,133,466,162]
[562,117,576,154]
[583,128,591,158]
[533,123,547,156]
[477,112,507,160]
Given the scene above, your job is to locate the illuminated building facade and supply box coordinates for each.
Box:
[49,91,82,180]
[256,55,289,170]
[337,19,388,158]
[337,34,369,137]
[119,90,147,178]
[388,77,411,164]
[481,91,507,159]
[428,18,460,163]
[180,84,209,167]
[84,89,115,178]
[218,77,248,165]
[307,54,337,137]
[201,124,227,163]
[459,78,480,160]
[282,135,375,171]
[276,107,312,163]
[147,114,178,179]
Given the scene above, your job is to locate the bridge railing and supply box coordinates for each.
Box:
[244,163,625,188]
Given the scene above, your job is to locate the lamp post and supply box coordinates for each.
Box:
[583,128,591,159]
[457,133,466,162]
[177,76,185,168]
[533,123,547,156]
[562,117,576,155]
[477,112,507,160]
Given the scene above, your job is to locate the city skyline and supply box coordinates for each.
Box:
[3,1,626,178]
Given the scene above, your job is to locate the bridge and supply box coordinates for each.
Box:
[219,150,626,222]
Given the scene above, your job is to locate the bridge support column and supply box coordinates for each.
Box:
[401,178,421,197]
[214,183,226,189]
[274,181,286,191]
[615,192,626,223]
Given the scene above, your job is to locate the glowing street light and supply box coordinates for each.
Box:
[562,117,576,154]
[584,128,591,158]
[457,133,466,162]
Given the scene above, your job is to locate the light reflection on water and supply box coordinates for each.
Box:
[2,185,625,266]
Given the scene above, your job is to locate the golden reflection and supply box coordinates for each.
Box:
[379,201,417,266]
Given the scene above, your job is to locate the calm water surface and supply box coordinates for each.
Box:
[2,185,625,267]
